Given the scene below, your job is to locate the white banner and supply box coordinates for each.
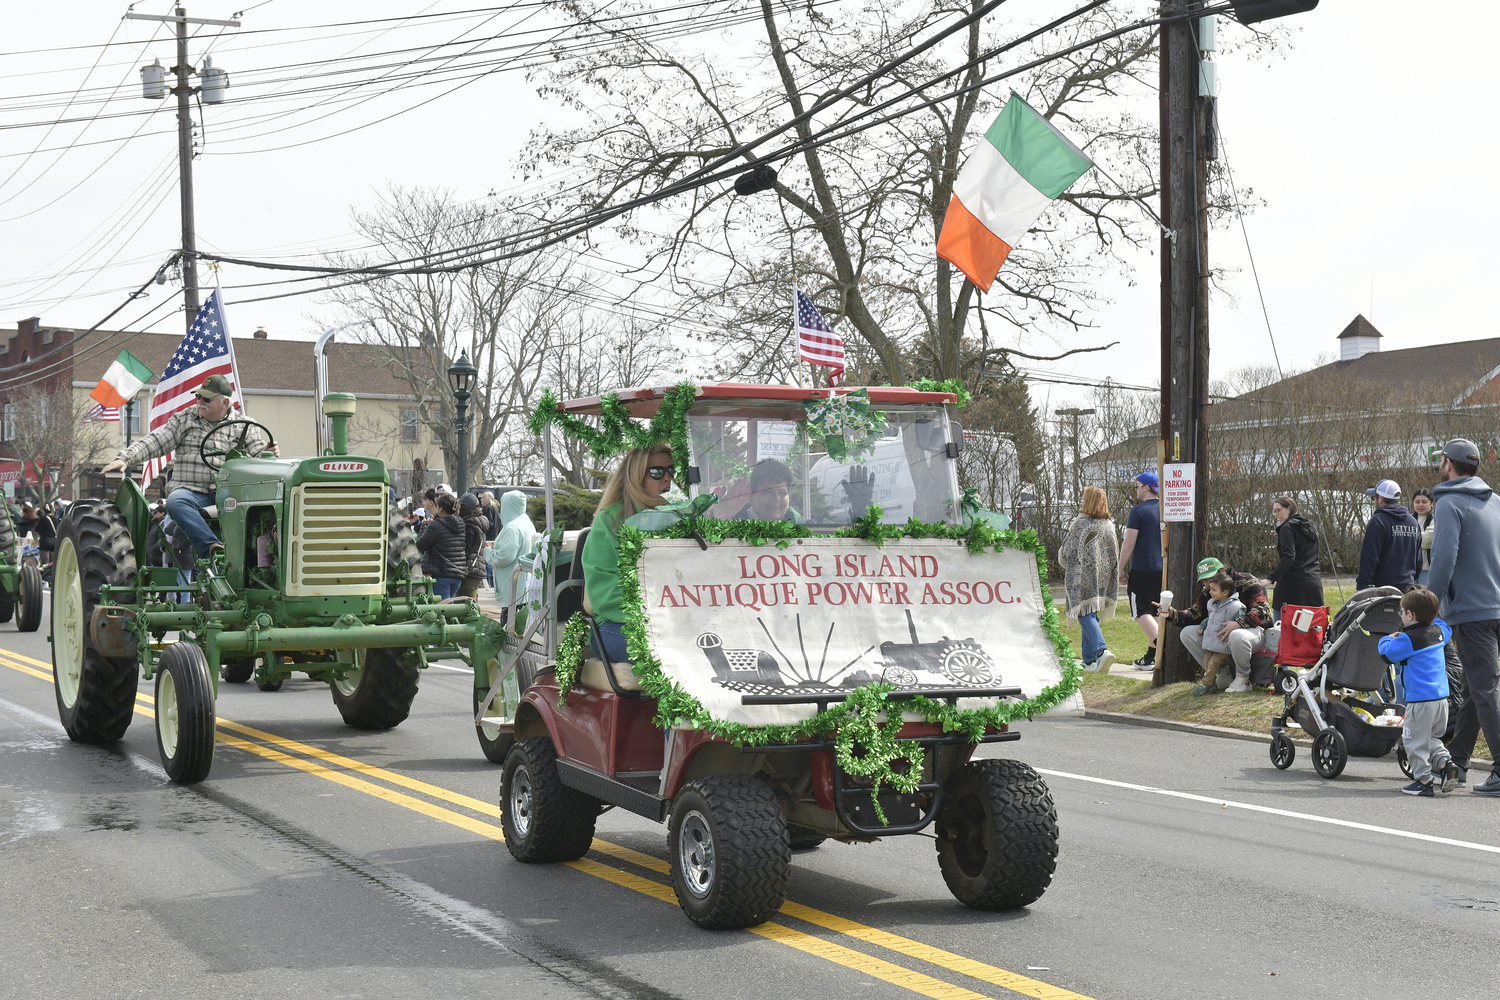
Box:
[636,537,1078,727]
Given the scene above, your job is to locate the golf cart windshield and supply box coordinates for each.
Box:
[686,400,962,529]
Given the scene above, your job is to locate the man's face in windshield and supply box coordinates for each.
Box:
[749,479,791,521]
[196,394,232,422]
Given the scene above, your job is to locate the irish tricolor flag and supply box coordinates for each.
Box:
[89,349,153,409]
[937,93,1093,293]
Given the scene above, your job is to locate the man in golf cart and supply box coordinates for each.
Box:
[731,459,804,524]
[99,374,279,559]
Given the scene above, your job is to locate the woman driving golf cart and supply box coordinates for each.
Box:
[580,445,674,664]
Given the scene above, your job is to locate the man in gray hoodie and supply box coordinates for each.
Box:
[1426,437,1500,797]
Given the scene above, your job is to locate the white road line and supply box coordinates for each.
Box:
[426,663,472,673]
[1036,767,1500,855]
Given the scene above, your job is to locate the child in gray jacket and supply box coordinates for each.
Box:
[1193,574,1244,695]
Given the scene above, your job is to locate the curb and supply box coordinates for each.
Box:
[1082,708,1496,768]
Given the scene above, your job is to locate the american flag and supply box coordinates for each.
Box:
[794,287,845,386]
[140,288,246,488]
[82,403,120,423]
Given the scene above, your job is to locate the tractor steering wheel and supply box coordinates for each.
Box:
[200,418,277,472]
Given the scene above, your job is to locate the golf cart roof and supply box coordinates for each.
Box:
[560,382,958,417]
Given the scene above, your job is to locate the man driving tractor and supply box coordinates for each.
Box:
[99,374,278,558]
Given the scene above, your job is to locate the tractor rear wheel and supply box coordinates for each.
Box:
[16,562,43,632]
[0,587,12,624]
[500,737,598,862]
[221,657,256,684]
[52,501,138,744]
[387,509,420,590]
[155,642,216,783]
[935,758,1058,911]
[330,647,419,729]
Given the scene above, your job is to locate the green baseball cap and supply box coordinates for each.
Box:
[1195,556,1225,581]
[193,373,234,399]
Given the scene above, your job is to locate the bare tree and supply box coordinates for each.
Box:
[5,384,112,503]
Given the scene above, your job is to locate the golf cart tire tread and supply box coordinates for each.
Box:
[155,642,216,783]
[16,562,43,631]
[935,758,1058,911]
[669,774,790,929]
[53,501,138,744]
[330,647,419,729]
[501,737,598,862]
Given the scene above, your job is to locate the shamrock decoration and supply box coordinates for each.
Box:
[803,389,887,461]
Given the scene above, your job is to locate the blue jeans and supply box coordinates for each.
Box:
[592,619,632,665]
[433,576,461,599]
[1079,612,1106,664]
[164,488,219,557]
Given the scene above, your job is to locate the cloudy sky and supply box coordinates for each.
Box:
[2,0,1494,409]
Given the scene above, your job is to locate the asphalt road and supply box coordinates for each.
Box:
[3,592,1498,1000]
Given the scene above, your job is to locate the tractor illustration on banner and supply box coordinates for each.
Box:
[698,609,999,694]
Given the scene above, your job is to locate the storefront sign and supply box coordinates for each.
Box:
[636,537,1077,726]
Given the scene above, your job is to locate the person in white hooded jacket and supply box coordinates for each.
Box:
[482,490,537,622]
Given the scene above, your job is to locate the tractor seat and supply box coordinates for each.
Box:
[200,505,218,519]
[578,657,642,692]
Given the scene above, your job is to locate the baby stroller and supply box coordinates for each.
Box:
[1270,587,1407,778]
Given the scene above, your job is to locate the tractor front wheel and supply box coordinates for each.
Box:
[935,758,1058,910]
[330,647,419,729]
[16,562,43,632]
[155,642,216,783]
[52,501,138,744]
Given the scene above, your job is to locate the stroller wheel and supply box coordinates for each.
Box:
[1275,668,1300,696]
[1312,728,1348,779]
[1396,743,1413,779]
[1270,732,1296,770]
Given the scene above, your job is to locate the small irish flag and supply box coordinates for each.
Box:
[936,92,1093,293]
[89,348,153,409]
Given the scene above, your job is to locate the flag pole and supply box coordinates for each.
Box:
[212,267,249,420]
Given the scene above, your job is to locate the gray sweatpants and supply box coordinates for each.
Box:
[1403,699,1451,783]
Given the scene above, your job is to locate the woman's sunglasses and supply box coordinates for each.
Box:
[646,466,674,481]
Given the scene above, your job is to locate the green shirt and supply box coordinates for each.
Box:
[582,501,625,624]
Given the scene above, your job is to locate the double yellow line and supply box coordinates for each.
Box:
[0,645,1095,1000]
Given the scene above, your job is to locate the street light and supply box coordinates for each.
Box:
[447,350,478,495]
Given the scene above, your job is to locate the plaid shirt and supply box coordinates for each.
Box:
[116,409,265,494]
[1168,568,1273,632]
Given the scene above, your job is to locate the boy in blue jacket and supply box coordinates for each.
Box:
[1379,588,1461,796]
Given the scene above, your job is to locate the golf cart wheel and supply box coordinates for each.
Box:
[16,562,43,632]
[1270,731,1296,770]
[1275,668,1300,696]
[669,774,789,929]
[154,642,216,783]
[221,657,256,684]
[788,824,827,850]
[330,647,419,729]
[474,686,514,765]
[51,501,139,743]
[1312,728,1348,779]
[500,737,597,862]
[935,758,1058,910]
[1396,743,1413,779]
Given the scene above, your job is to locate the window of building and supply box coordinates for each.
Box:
[401,409,419,443]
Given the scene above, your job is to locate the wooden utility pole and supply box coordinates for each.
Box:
[1056,407,1096,504]
[1156,2,1212,686]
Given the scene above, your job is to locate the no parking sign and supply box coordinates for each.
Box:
[1162,463,1195,522]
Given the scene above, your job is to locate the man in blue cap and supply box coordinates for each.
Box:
[1355,478,1420,592]
[1427,438,1500,796]
[1117,470,1162,668]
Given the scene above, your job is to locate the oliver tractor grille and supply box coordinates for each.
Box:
[286,484,387,596]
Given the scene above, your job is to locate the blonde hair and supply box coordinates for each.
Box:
[1080,484,1111,520]
[595,446,673,529]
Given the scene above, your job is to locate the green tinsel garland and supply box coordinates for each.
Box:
[906,377,972,407]
[554,614,593,699]
[528,381,697,486]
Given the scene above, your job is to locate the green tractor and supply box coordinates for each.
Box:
[0,501,45,632]
[49,393,505,783]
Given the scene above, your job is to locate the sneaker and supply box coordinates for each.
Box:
[1439,759,1461,794]
[1081,656,1101,673]
[1191,684,1209,696]
[1223,677,1250,694]
[1097,650,1117,672]
[1133,650,1155,668]
[1473,772,1500,797]
[1401,779,1435,797]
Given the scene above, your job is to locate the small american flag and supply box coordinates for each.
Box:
[140,288,246,488]
[794,287,845,386]
[82,403,120,423]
